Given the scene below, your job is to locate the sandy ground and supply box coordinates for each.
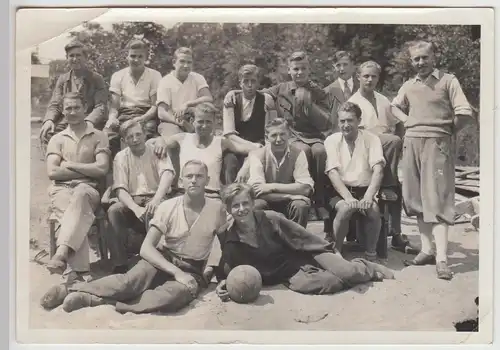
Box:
[28,125,479,331]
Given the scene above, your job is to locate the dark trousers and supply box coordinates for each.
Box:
[254,198,310,228]
[379,133,403,188]
[285,252,380,294]
[107,195,153,266]
[222,151,246,185]
[70,256,205,314]
[289,140,327,207]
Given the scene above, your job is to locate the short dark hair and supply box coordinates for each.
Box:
[238,64,259,81]
[126,39,148,52]
[333,51,354,64]
[64,41,87,56]
[62,92,84,106]
[288,51,309,65]
[221,183,256,208]
[338,101,362,119]
[119,119,144,138]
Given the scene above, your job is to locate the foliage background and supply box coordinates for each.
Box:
[37,22,481,165]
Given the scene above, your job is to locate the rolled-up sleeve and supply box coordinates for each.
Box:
[293,151,314,190]
[324,135,341,174]
[94,131,111,158]
[448,76,473,116]
[45,135,63,158]
[194,73,209,92]
[247,153,266,185]
[368,133,386,169]
[150,70,163,97]
[156,76,171,107]
[264,93,276,112]
[109,71,122,96]
[149,200,174,235]
[157,155,175,178]
[206,206,228,267]
[222,91,237,136]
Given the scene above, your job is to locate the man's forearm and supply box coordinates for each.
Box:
[364,165,384,199]
[116,189,142,212]
[158,104,178,124]
[226,135,260,155]
[85,104,107,126]
[140,245,184,278]
[265,183,311,196]
[187,96,213,107]
[152,171,175,200]
[141,106,158,122]
[328,171,354,200]
[48,166,87,181]
[66,161,108,178]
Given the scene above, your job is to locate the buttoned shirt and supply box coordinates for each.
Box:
[348,91,400,135]
[46,124,110,188]
[44,69,108,127]
[109,67,162,108]
[324,130,385,187]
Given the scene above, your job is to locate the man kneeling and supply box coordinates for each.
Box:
[214,183,394,298]
[61,160,227,314]
[247,118,314,228]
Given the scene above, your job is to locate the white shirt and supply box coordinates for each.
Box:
[324,130,386,187]
[338,77,354,94]
[348,91,400,134]
[247,145,314,190]
[156,71,209,110]
[109,67,162,108]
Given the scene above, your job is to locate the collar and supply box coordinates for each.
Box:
[60,123,95,140]
[242,94,256,104]
[414,68,440,82]
[225,211,266,248]
[341,129,363,145]
[128,66,147,78]
[265,143,291,163]
[338,77,354,87]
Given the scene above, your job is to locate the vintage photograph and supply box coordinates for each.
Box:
[16,7,493,344]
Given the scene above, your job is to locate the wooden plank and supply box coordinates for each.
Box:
[456,166,480,172]
[456,169,480,179]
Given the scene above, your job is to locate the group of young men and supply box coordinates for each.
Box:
[38,37,473,314]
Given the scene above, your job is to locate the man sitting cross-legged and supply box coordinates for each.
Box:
[247,118,314,228]
[214,183,395,300]
[324,102,385,261]
[153,102,248,199]
[40,92,111,310]
[108,119,176,274]
[347,60,410,251]
[222,64,277,184]
[105,39,163,158]
[61,160,227,314]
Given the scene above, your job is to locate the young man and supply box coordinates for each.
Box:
[156,47,213,138]
[324,51,360,132]
[40,92,111,310]
[105,39,163,157]
[108,119,176,274]
[60,160,227,314]
[347,60,409,251]
[263,51,331,219]
[222,64,277,184]
[214,183,395,300]
[247,118,314,228]
[154,102,248,198]
[39,41,108,146]
[392,41,473,280]
[324,102,385,261]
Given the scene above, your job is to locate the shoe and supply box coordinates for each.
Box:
[391,233,408,252]
[308,208,319,221]
[62,292,107,312]
[40,284,68,310]
[46,257,67,275]
[403,252,436,266]
[316,207,330,221]
[436,261,453,280]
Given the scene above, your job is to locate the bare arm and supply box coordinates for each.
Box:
[46,154,86,181]
[157,102,179,124]
[65,152,110,179]
[221,138,254,155]
[226,135,262,154]
[108,93,121,122]
[364,163,384,200]
[260,183,311,197]
[186,87,213,107]
[140,226,185,277]
[327,169,356,201]
[152,170,175,202]
[140,94,159,122]
[116,188,143,212]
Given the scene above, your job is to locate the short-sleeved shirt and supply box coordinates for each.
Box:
[112,139,175,197]
[156,71,209,110]
[149,196,227,261]
[247,144,314,190]
[215,210,332,285]
[348,91,400,135]
[109,67,162,108]
[46,125,111,188]
[324,130,385,187]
